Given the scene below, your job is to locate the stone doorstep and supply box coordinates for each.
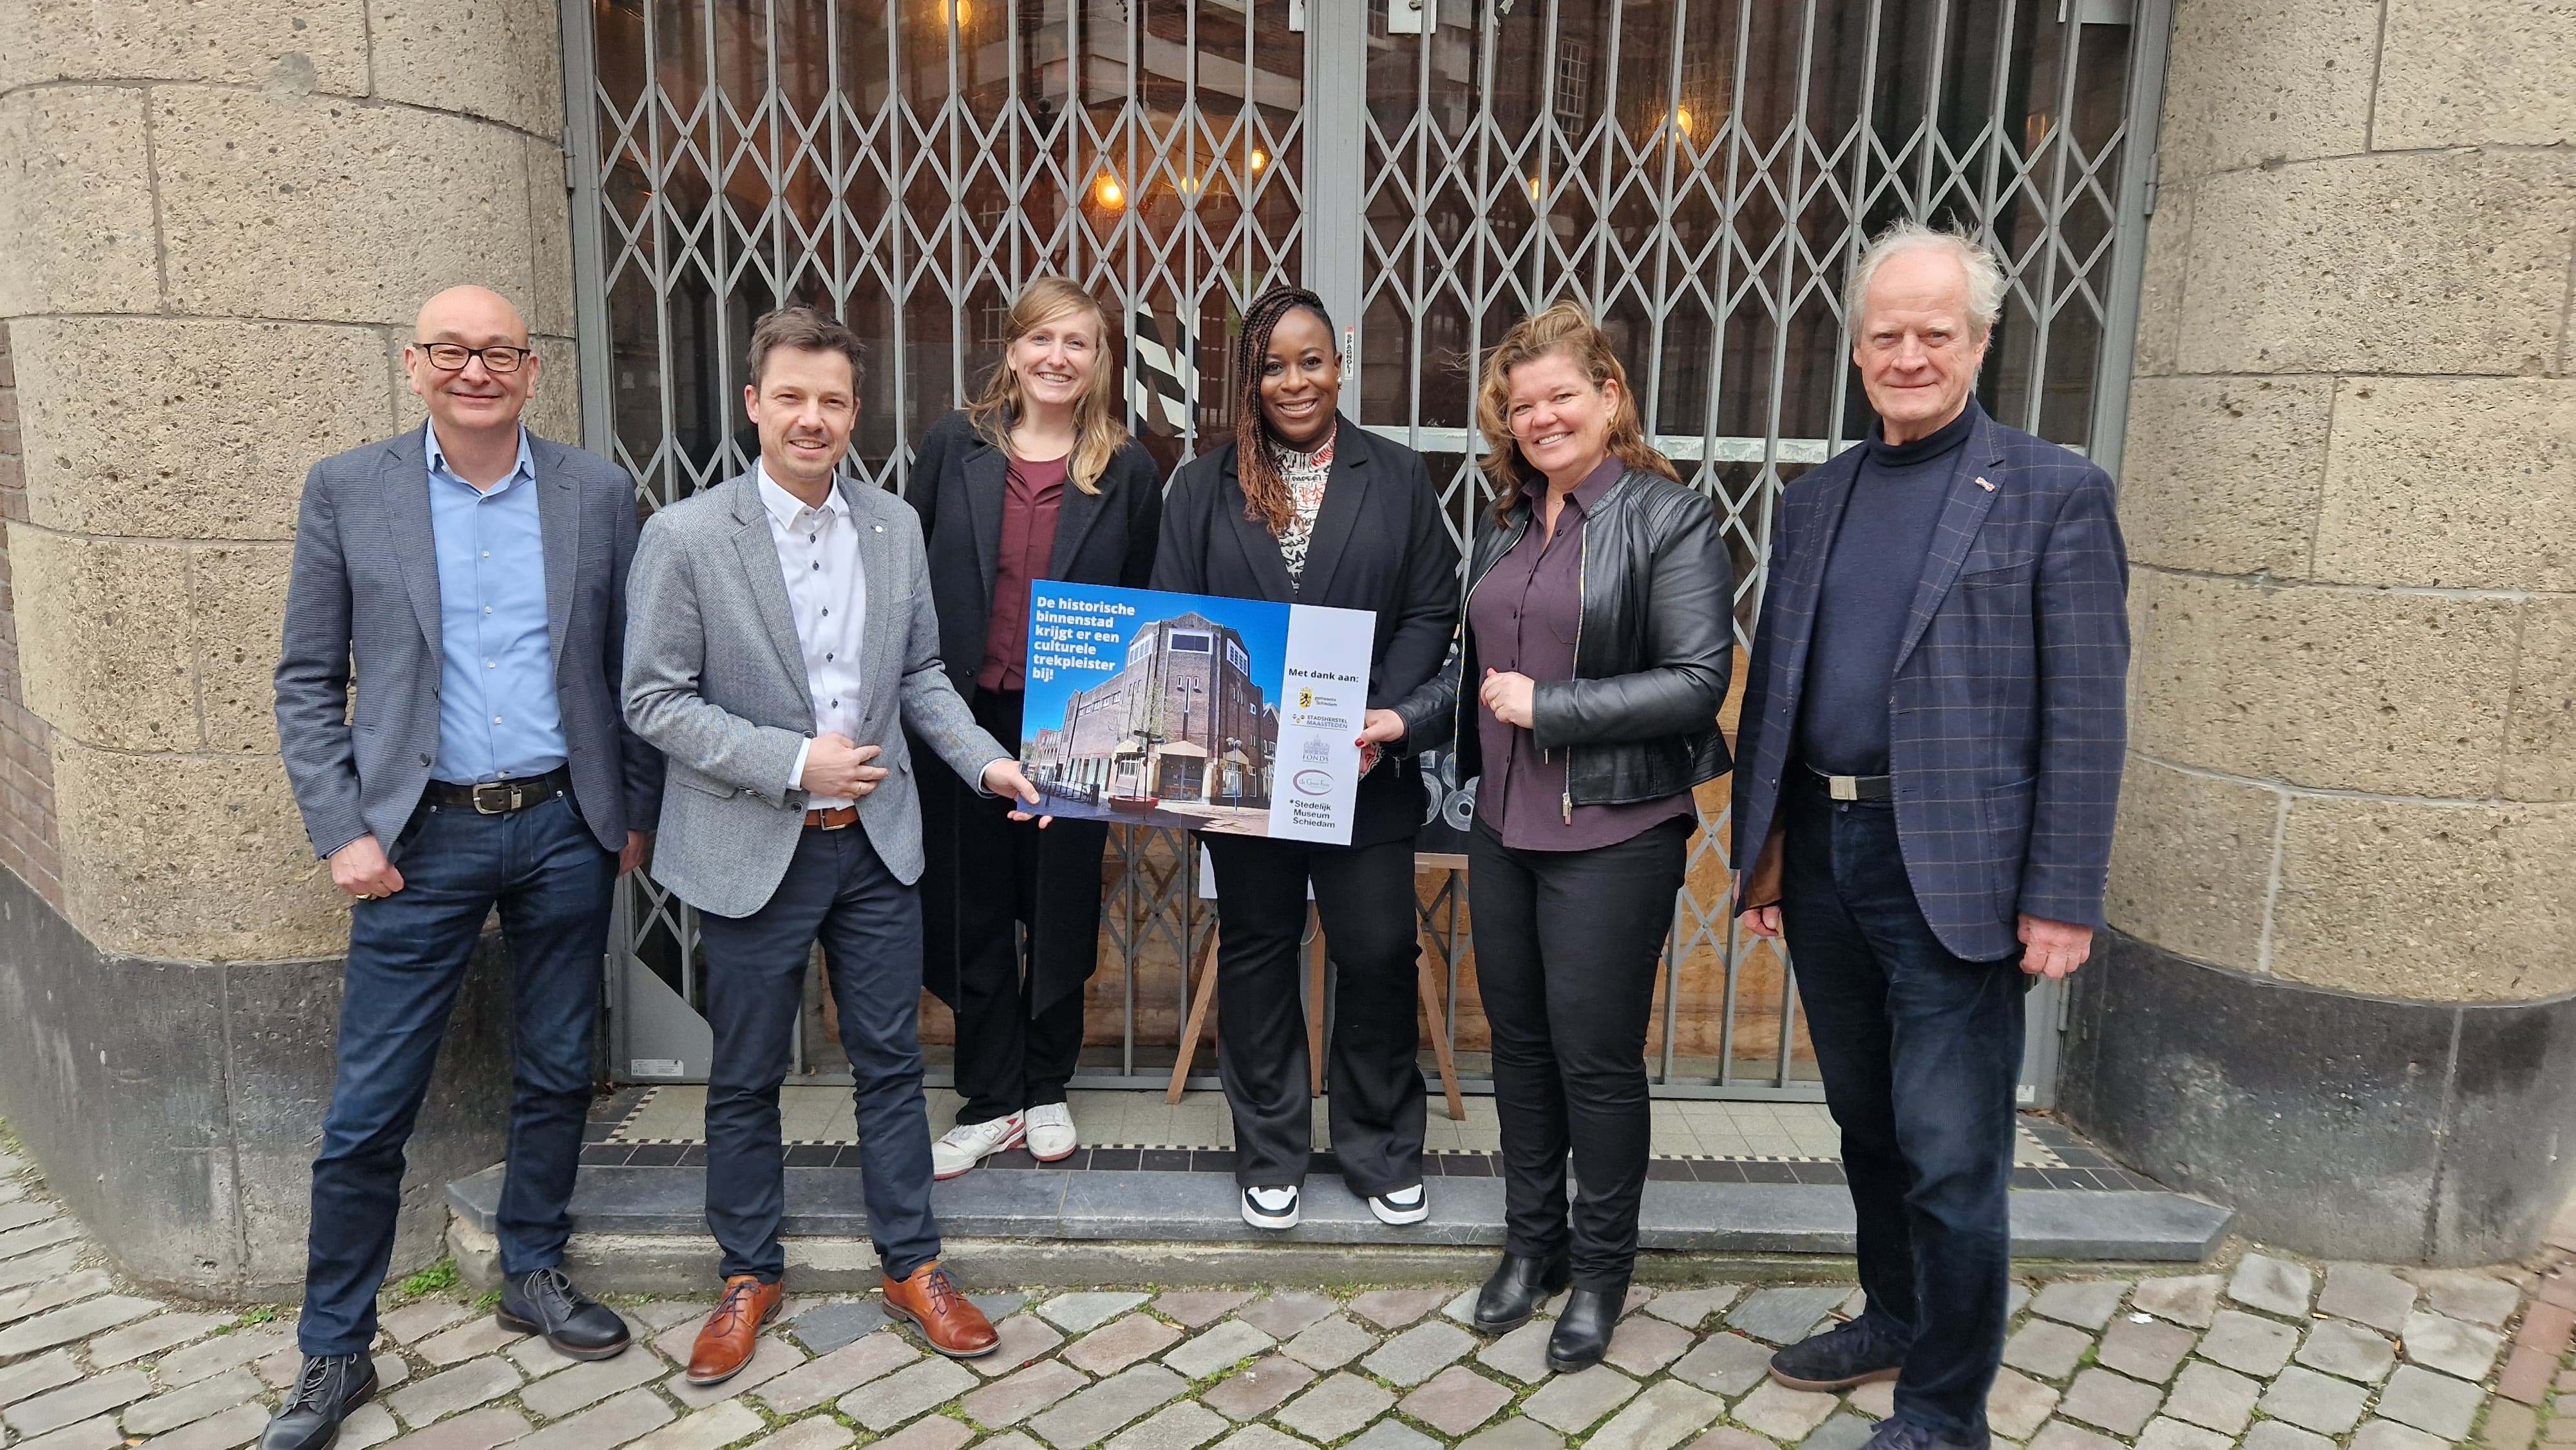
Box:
[444,1165,2231,1293]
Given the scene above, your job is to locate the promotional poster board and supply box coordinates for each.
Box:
[1019,581,1376,845]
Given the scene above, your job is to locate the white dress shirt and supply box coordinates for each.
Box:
[759,464,869,809]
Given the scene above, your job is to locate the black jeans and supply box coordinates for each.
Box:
[696,824,940,1283]
[1780,777,2027,1447]
[1469,818,1688,1291]
[300,794,614,1356]
[1200,833,1427,1195]
[952,688,1085,1126]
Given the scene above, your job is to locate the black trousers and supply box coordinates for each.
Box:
[1780,778,2027,1447]
[951,688,1086,1125]
[1468,818,1689,1291]
[1200,833,1427,1195]
[696,824,940,1283]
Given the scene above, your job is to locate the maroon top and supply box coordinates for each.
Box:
[1469,453,1699,851]
[978,452,1070,693]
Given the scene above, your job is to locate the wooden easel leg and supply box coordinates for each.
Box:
[1307,908,1326,1098]
[1418,942,1466,1122]
[1168,927,1220,1104]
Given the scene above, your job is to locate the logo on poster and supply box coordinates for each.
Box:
[1292,768,1336,798]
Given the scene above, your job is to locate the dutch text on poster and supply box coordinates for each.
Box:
[1019,581,1376,845]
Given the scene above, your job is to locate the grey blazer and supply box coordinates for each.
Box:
[274,428,664,861]
[621,471,1010,919]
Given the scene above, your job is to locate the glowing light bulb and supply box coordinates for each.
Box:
[1249,147,1267,173]
[1095,172,1126,209]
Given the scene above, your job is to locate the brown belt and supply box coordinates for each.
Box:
[804,804,860,830]
[425,766,573,814]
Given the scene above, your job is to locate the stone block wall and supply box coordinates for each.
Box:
[2067,0,2576,1262]
[0,322,64,906]
[0,0,577,1294]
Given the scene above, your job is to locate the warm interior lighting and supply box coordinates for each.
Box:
[1674,104,1692,137]
[1249,147,1267,173]
[1094,171,1126,208]
[951,0,971,26]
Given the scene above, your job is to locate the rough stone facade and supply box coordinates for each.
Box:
[0,321,64,908]
[2110,0,2576,1003]
[2070,0,2576,1262]
[0,0,578,1293]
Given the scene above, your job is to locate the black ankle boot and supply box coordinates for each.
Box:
[1547,1283,1623,1372]
[1472,1248,1572,1334]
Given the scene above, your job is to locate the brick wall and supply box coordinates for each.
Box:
[0,323,63,910]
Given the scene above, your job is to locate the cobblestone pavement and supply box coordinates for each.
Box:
[3,1140,2571,1449]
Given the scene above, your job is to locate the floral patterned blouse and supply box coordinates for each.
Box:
[1273,429,1336,587]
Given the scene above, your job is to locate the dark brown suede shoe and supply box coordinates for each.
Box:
[880,1261,998,1359]
[685,1274,783,1386]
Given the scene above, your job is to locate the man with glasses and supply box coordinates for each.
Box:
[266,286,662,1450]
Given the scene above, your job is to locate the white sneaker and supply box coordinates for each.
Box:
[931,1113,1025,1180]
[1368,1183,1430,1226]
[1242,1184,1300,1230]
[1025,1102,1079,1162]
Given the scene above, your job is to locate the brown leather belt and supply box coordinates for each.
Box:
[425,766,573,815]
[804,804,860,830]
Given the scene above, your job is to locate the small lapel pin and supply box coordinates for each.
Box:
[1975,476,1995,492]
[873,523,885,532]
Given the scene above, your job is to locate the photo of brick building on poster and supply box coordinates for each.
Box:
[1018,582,1374,843]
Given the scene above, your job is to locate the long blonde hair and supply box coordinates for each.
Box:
[963,276,1130,494]
[1474,301,1678,523]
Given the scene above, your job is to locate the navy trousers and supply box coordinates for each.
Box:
[1780,777,2027,1448]
[696,823,940,1283]
[300,793,615,1357]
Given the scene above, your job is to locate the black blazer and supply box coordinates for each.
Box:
[906,409,1165,1012]
[1153,415,1457,849]
[907,410,1164,693]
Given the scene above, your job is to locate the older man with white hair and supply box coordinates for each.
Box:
[1730,222,2129,1450]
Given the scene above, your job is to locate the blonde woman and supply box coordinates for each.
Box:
[1363,301,1732,1369]
[909,277,1164,1178]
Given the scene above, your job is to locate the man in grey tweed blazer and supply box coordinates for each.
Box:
[267,287,661,1450]
[1732,225,2129,1450]
[623,306,1043,1380]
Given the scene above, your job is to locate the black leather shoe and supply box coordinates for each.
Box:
[260,1353,377,1450]
[1471,1248,1571,1335]
[1546,1284,1623,1372]
[497,1266,632,1360]
[1863,1415,1987,1450]
[1768,1313,1910,1391]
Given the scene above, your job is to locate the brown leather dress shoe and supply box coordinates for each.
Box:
[685,1274,783,1386]
[880,1260,999,1358]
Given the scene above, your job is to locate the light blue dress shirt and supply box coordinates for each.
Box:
[426,422,567,784]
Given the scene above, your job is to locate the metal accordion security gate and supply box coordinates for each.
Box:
[563,0,2169,1101]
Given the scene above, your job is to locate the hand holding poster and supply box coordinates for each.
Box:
[1019,581,1377,845]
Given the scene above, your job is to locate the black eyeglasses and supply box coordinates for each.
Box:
[417,343,532,373]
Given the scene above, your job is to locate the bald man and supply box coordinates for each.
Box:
[269,287,663,1450]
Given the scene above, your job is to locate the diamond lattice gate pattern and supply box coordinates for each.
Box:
[568,0,2164,1098]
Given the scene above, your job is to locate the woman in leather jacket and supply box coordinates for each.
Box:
[1361,301,1732,1371]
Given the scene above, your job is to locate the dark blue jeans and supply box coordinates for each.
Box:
[1780,779,2027,1447]
[301,793,615,1356]
[696,824,939,1283]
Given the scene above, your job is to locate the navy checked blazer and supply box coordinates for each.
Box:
[1730,404,2130,963]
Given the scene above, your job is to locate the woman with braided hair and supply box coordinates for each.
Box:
[1153,285,1457,1230]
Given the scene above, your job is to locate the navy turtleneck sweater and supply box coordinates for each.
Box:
[1795,402,1979,777]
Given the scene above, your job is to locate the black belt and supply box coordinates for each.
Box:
[426,766,573,814]
[1803,764,1893,801]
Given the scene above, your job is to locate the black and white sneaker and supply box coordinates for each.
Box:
[1367,1183,1429,1225]
[1241,1184,1300,1230]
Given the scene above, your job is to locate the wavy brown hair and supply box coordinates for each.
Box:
[962,276,1130,495]
[1475,301,1678,523]
[1229,285,1335,535]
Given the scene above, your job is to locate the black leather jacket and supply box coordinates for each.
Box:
[1390,467,1733,809]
